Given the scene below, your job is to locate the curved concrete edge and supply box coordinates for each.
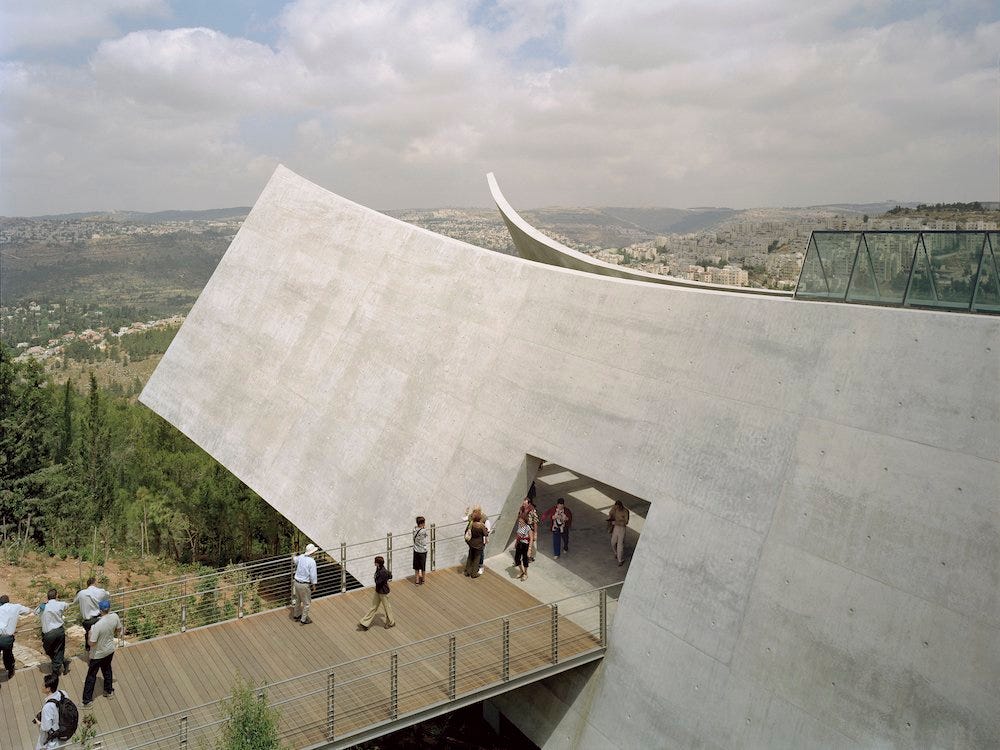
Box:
[487,172,792,298]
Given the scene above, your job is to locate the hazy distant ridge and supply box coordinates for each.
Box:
[13,207,252,222]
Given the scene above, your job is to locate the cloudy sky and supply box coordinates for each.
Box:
[1,0,998,215]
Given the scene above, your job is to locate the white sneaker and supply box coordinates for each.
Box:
[478,567,484,575]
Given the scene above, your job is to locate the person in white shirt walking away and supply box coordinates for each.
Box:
[291,543,318,625]
[35,589,71,676]
[0,594,32,679]
[74,577,109,658]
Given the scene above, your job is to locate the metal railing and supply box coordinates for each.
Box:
[80,581,619,750]
[93,517,498,645]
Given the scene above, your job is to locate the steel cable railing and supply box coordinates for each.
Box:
[80,581,620,750]
[76,517,497,646]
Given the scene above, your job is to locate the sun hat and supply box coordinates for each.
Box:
[304,543,318,556]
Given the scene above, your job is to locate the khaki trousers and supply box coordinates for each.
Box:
[611,525,627,563]
[293,581,312,620]
[360,590,395,628]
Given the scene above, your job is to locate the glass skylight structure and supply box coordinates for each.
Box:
[795,231,999,314]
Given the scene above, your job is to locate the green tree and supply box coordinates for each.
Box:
[80,373,114,522]
[56,379,74,464]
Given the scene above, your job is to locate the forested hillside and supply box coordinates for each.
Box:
[0,344,295,567]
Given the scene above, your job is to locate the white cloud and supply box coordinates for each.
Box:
[91,27,303,113]
[1,0,998,214]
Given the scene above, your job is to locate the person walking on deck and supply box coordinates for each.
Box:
[291,543,318,625]
[74,578,108,658]
[514,512,533,581]
[33,673,72,749]
[36,589,70,676]
[82,599,121,706]
[608,499,630,566]
[412,517,428,585]
[463,509,489,578]
[357,556,395,630]
[0,594,32,678]
[540,498,572,559]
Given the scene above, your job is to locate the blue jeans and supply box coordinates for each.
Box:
[83,653,114,702]
[552,529,565,556]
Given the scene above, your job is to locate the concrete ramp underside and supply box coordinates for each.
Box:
[142,165,1000,748]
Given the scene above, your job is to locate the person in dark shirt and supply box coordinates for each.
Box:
[463,509,489,578]
[357,556,395,630]
[540,498,573,559]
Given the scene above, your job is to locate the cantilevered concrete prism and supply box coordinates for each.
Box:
[142,166,1000,749]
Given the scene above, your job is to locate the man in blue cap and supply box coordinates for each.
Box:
[82,599,121,707]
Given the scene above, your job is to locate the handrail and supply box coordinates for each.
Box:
[109,517,479,599]
[105,516,502,646]
[85,580,620,750]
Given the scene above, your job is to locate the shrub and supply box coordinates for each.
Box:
[215,681,283,750]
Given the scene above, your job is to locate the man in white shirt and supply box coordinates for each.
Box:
[35,588,70,676]
[33,673,68,749]
[74,577,108,657]
[82,600,121,706]
[0,593,32,678]
[291,543,318,625]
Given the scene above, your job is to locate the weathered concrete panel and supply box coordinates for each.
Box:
[731,541,999,747]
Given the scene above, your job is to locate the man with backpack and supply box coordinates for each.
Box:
[33,672,78,748]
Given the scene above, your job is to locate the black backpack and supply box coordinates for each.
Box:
[46,692,79,741]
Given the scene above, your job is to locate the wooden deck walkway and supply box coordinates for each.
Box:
[0,566,603,749]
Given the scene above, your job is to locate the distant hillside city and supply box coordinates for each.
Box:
[3,201,998,368]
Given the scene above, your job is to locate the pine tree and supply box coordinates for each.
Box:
[80,373,114,522]
[56,379,73,464]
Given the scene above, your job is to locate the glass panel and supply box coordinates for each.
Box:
[813,232,860,298]
[850,232,918,305]
[915,233,983,308]
[796,235,830,297]
[845,238,879,301]
[905,236,938,307]
[972,233,1000,313]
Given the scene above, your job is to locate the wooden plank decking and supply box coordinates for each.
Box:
[0,566,602,749]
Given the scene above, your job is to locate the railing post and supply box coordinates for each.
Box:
[502,618,510,682]
[120,589,127,647]
[290,562,296,607]
[339,542,347,594]
[386,532,393,576]
[599,589,608,647]
[550,604,559,664]
[448,635,456,700]
[327,672,335,740]
[179,715,188,749]
[429,523,437,571]
[390,652,399,720]
[238,590,244,619]
[181,604,187,633]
